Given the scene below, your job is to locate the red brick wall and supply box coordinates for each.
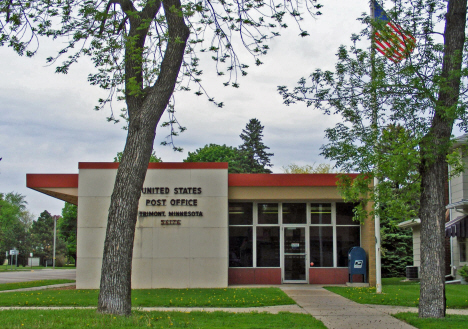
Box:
[228,268,281,285]
[309,268,364,284]
[228,268,362,285]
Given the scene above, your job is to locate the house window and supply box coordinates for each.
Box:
[460,240,467,263]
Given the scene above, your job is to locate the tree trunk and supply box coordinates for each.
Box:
[97,0,189,316]
[418,0,466,318]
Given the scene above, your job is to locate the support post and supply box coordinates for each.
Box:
[370,0,382,293]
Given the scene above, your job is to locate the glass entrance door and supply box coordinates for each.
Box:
[283,227,307,282]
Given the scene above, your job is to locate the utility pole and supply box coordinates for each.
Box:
[53,215,57,269]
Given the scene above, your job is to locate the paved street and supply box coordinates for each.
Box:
[0,269,76,284]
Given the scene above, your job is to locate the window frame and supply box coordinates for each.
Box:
[228,201,361,269]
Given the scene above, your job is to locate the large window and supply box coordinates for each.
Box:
[228,202,361,269]
[336,202,357,225]
[310,226,333,267]
[311,203,331,225]
[256,227,280,267]
[283,203,306,224]
[258,203,279,224]
[229,202,253,225]
[335,202,360,267]
[336,226,360,267]
[229,203,253,267]
[257,203,280,267]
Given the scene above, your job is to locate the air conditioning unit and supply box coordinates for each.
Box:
[406,266,419,280]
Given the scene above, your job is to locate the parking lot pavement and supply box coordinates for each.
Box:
[0,269,76,284]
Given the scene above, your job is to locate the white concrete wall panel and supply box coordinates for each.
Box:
[189,169,229,197]
[133,228,154,259]
[131,258,153,288]
[78,228,106,258]
[78,197,110,228]
[78,169,118,197]
[190,257,228,287]
[156,227,191,258]
[76,258,102,289]
[189,228,228,258]
[143,169,192,186]
[77,166,229,289]
[152,258,191,288]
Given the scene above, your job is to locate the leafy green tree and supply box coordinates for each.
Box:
[184,119,274,173]
[58,203,78,264]
[282,163,335,173]
[381,218,413,278]
[114,150,161,163]
[1,0,321,315]
[184,144,247,173]
[0,192,32,266]
[30,211,67,265]
[279,0,467,318]
[239,118,274,173]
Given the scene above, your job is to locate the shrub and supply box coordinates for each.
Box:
[458,264,468,280]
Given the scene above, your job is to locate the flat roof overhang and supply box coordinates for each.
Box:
[26,162,358,204]
[26,173,79,205]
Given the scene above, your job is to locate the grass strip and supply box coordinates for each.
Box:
[381,277,420,285]
[393,312,468,329]
[0,280,75,291]
[0,309,326,329]
[325,284,468,309]
[0,287,295,307]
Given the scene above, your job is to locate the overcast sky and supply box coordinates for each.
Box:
[0,0,369,217]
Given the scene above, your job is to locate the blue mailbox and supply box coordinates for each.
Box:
[348,246,367,283]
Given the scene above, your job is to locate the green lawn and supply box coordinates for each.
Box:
[394,313,468,329]
[325,278,468,309]
[0,280,75,291]
[0,287,295,307]
[0,309,327,329]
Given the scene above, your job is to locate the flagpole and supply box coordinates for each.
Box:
[370,0,382,294]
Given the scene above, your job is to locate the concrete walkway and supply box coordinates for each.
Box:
[281,285,417,329]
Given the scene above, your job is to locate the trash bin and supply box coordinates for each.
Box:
[348,246,367,283]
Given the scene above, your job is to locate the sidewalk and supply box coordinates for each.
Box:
[281,285,417,329]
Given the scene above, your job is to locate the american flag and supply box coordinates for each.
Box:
[373,1,416,63]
